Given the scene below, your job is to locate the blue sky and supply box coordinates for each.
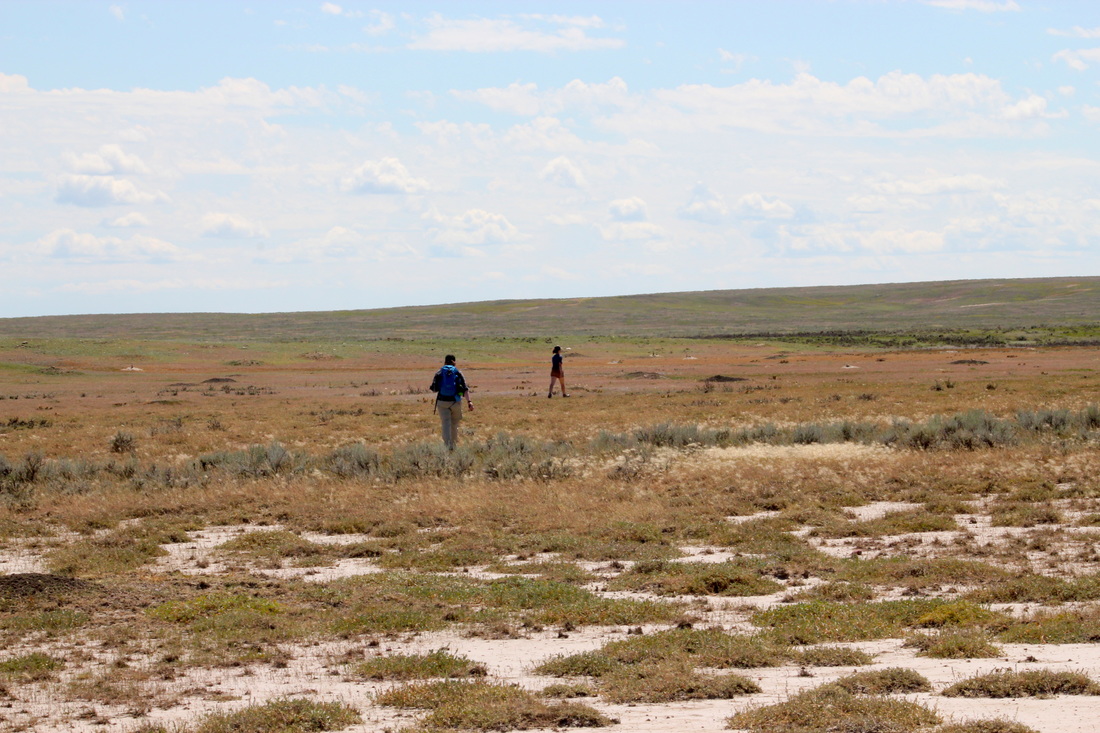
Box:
[1,0,1098,317]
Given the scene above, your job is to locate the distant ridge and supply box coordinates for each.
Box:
[1,277,1097,342]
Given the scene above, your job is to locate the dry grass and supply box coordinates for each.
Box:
[3,336,1100,730]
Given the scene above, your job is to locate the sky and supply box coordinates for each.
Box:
[1,0,1099,318]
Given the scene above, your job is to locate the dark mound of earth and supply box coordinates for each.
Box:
[0,573,99,598]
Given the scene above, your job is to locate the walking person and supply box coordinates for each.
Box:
[429,354,473,448]
[548,345,568,398]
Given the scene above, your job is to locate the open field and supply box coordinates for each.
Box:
[2,283,1100,733]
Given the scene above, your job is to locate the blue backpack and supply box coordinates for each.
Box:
[437,365,459,399]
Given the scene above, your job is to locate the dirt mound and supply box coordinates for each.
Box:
[0,573,98,598]
[202,377,237,383]
[704,375,747,382]
[624,371,665,379]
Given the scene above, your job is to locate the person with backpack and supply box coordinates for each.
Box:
[429,354,473,448]
[548,345,568,398]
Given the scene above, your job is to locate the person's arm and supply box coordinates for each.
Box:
[459,372,473,409]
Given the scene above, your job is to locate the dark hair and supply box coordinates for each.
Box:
[444,354,456,365]
[552,346,561,353]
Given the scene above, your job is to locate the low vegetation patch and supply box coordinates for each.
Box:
[0,652,64,682]
[832,667,931,694]
[190,697,360,733]
[605,559,783,597]
[597,658,760,703]
[727,683,941,732]
[374,679,611,730]
[791,645,874,667]
[998,606,1100,644]
[936,720,1040,733]
[905,628,1004,658]
[751,599,946,644]
[942,668,1100,697]
[355,649,487,681]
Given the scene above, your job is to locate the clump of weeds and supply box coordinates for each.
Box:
[832,667,932,694]
[905,629,1005,658]
[373,679,611,730]
[942,668,1100,697]
[354,649,487,681]
[728,683,940,732]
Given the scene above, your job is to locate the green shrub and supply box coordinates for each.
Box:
[792,645,874,667]
[606,560,782,597]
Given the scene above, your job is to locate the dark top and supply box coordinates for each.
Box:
[430,366,468,401]
[551,353,563,375]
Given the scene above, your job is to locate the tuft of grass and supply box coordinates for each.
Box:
[914,601,1012,631]
[966,574,1100,605]
[191,697,360,733]
[998,606,1100,644]
[218,529,334,567]
[813,508,957,538]
[47,523,172,577]
[906,629,1004,658]
[727,683,940,732]
[0,652,64,681]
[990,501,1064,527]
[597,658,760,703]
[533,627,789,678]
[832,667,932,694]
[785,581,876,603]
[541,682,596,699]
[751,599,946,644]
[942,668,1100,698]
[792,645,874,667]
[355,649,488,681]
[837,557,1010,591]
[936,720,1040,733]
[374,679,611,730]
[605,559,783,597]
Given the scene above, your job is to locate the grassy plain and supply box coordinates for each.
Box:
[1,279,1100,732]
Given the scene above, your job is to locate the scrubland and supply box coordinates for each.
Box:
[1,330,1099,733]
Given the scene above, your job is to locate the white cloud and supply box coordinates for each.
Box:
[0,73,31,92]
[871,174,1003,195]
[1047,26,1100,38]
[860,229,945,253]
[321,3,363,18]
[58,278,285,295]
[922,0,1020,11]
[106,212,151,228]
[409,13,625,53]
[427,208,521,248]
[593,71,1039,138]
[365,10,395,35]
[539,156,587,188]
[599,221,666,242]
[454,77,630,116]
[64,144,150,175]
[54,175,167,207]
[1053,48,1100,71]
[34,229,184,261]
[262,226,416,263]
[1083,105,1100,123]
[109,5,124,21]
[679,183,728,223]
[736,193,795,219]
[340,157,429,194]
[200,213,268,239]
[718,49,753,73]
[609,197,649,222]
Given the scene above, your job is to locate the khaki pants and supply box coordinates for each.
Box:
[437,399,463,448]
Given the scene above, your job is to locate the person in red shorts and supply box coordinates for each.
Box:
[548,345,568,398]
